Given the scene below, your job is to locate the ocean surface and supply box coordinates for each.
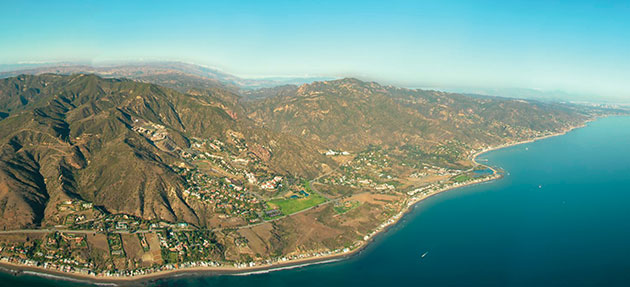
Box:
[2,116,630,287]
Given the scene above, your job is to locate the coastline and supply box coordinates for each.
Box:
[471,120,590,166]
[0,255,348,285]
[0,121,591,285]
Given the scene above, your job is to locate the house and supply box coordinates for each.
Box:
[264,209,282,217]
[115,222,129,230]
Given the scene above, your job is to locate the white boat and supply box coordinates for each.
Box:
[421,251,428,258]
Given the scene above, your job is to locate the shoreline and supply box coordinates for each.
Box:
[0,254,350,285]
[471,120,590,166]
[0,121,591,285]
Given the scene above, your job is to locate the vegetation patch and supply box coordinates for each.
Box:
[268,193,327,215]
[333,200,360,214]
[452,174,472,183]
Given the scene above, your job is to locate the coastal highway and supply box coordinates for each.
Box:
[0,228,170,235]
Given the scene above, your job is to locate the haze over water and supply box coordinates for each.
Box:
[3,116,630,286]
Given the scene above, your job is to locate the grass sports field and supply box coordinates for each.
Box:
[268,193,328,215]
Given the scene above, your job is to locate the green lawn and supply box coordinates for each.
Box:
[452,174,472,183]
[303,180,313,193]
[268,193,327,215]
[162,250,178,263]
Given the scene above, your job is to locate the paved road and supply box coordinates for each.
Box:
[0,227,197,235]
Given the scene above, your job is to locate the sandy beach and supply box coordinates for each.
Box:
[0,254,348,285]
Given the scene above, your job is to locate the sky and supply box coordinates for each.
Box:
[1,0,629,101]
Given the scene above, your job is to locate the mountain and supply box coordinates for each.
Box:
[246,78,591,154]
[0,74,331,229]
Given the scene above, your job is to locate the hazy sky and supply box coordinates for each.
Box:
[1,0,629,100]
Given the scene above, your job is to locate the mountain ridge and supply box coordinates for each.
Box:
[0,62,334,90]
[0,74,333,229]
[246,77,591,154]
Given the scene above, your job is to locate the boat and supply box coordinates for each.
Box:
[421,251,428,258]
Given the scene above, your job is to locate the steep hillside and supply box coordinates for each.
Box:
[0,74,330,229]
[246,78,590,152]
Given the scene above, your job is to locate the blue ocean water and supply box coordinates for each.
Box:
[2,116,630,287]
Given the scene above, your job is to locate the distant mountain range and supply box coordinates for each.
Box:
[5,61,627,106]
[0,61,334,90]
[415,86,630,107]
